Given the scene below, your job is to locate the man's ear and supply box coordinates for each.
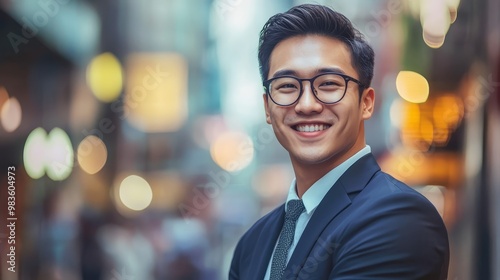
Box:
[361,87,375,120]
[263,93,272,124]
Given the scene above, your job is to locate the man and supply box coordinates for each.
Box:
[229,4,449,280]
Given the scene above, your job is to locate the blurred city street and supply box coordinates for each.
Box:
[0,0,499,279]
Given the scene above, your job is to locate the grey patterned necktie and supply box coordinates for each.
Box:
[270,199,305,280]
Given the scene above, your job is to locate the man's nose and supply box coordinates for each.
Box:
[294,82,323,114]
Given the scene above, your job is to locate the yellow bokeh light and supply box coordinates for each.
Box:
[210,131,254,172]
[86,52,123,102]
[80,172,109,212]
[77,135,108,174]
[400,103,424,149]
[46,128,74,181]
[23,127,48,179]
[118,175,153,211]
[1,97,22,132]
[125,53,188,132]
[433,126,450,145]
[433,95,464,129]
[0,87,8,110]
[396,71,429,103]
[419,118,434,144]
[399,93,465,149]
[402,103,421,130]
[432,95,464,145]
[148,171,188,211]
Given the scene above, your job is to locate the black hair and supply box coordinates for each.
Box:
[258,4,374,92]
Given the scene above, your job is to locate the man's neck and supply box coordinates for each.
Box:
[291,143,366,198]
[292,160,340,198]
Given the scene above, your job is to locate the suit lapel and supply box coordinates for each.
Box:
[284,183,351,278]
[251,205,286,280]
[284,154,381,277]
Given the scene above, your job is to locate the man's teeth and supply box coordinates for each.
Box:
[295,124,330,132]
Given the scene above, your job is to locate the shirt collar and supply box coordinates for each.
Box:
[285,145,371,214]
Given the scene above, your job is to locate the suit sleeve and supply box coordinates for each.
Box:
[330,192,449,280]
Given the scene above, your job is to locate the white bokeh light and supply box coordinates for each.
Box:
[23,128,48,179]
[118,175,153,211]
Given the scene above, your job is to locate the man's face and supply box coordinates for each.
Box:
[263,35,374,170]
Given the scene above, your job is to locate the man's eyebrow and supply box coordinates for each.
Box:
[316,67,347,75]
[270,67,348,78]
[271,69,298,78]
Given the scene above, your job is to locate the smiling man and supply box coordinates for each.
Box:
[229,4,449,280]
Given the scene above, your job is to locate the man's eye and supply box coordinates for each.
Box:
[320,81,341,87]
[279,83,298,89]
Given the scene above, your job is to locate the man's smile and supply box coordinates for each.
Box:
[293,123,331,132]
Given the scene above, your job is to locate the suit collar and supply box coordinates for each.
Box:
[291,146,372,215]
[338,153,380,194]
[284,153,381,277]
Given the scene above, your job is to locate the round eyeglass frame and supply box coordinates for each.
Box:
[263,72,366,106]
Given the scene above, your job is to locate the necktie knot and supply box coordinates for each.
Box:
[285,199,305,221]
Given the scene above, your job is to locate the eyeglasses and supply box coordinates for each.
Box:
[263,72,365,106]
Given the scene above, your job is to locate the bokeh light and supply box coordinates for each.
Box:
[433,94,464,145]
[125,53,188,132]
[420,118,435,144]
[446,0,461,23]
[399,93,465,150]
[23,127,48,179]
[210,131,254,172]
[433,94,464,129]
[77,135,108,174]
[400,102,429,150]
[1,97,22,132]
[420,0,451,49]
[45,128,74,181]
[118,175,153,211]
[422,31,446,49]
[252,164,292,200]
[396,71,429,103]
[402,103,421,129]
[79,172,109,212]
[0,86,8,110]
[148,171,188,211]
[192,115,227,149]
[389,99,404,128]
[86,52,123,102]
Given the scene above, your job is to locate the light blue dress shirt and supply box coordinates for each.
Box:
[263,146,371,280]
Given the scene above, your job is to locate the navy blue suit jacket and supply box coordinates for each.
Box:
[229,154,449,279]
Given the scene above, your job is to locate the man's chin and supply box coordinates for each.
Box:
[290,151,333,166]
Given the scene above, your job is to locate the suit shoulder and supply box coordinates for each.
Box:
[332,171,450,279]
[369,171,437,205]
[349,170,446,230]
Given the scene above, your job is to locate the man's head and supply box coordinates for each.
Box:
[258,4,374,92]
[258,4,376,177]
